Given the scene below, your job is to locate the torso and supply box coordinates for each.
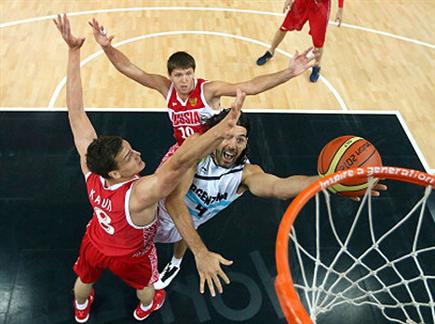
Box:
[166,78,219,145]
[85,173,158,256]
[159,156,248,228]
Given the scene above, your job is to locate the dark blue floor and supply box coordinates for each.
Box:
[1,111,433,324]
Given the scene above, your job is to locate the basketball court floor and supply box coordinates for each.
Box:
[1,1,434,323]
[1,111,434,323]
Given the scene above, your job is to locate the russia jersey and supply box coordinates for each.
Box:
[166,78,217,145]
[85,173,158,257]
[159,156,247,229]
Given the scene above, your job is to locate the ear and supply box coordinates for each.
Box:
[108,170,121,179]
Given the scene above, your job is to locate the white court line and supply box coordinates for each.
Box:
[46,30,347,110]
[0,107,398,113]
[395,111,433,174]
[1,6,434,49]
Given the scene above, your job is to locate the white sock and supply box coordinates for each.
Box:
[171,255,183,267]
[75,298,88,310]
[140,301,153,312]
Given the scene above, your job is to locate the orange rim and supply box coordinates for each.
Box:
[275,166,434,324]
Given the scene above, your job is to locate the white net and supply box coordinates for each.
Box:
[289,177,435,324]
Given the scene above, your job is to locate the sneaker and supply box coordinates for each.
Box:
[153,262,181,290]
[133,289,166,321]
[256,51,273,66]
[73,289,95,323]
[309,66,321,82]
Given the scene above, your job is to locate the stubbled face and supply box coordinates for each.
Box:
[169,67,195,96]
[112,140,145,178]
[212,125,248,168]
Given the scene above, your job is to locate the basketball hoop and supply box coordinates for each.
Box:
[275,166,435,324]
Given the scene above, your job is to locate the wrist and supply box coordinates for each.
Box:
[286,67,296,79]
[69,47,81,53]
[193,246,209,257]
[101,44,112,50]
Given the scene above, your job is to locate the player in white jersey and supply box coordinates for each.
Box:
[153,110,388,294]
[156,153,247,244]
[88,17,318,296]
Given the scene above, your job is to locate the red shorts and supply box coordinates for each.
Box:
[280,0,331,48]
[158,142,180,168]
[73,233,158,289]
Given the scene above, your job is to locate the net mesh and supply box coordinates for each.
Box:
[288,177,435,324]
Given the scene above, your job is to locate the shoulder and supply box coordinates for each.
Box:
[85,172,97,183]
[242,164,264,181]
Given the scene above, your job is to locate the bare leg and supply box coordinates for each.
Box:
[314,47,323,66]
[73,277,93,304]
[269,29,287,55]
[173,240,188,259]
[309,47,324,82]
[137,285,154,306]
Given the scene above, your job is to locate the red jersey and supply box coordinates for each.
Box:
[85,173,157,257]
[166,78,217,145]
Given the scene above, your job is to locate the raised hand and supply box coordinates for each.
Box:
[226,89,246,129]
[88,18,114,47]
[288,47,317,77]
[53,14,85,49]
[194,250,233,297]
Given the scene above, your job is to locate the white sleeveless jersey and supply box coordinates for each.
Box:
[158,155,247,234]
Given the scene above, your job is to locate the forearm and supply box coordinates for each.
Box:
[66,48,97,155]
[101,44,133,73]
[166,199,208,256]
[275,175,319,199]
[67,49,84,114]
[241,68,294,95]
[173,134,221,170]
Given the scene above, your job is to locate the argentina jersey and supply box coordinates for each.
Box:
[185,155,247,228]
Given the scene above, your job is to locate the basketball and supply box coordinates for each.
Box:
[317,135,382,197]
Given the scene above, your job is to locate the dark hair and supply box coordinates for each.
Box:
[86,136,123,179]
[205,109,250,165]
[167,51,196,74]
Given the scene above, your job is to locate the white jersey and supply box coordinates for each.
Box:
[155,155,248,243]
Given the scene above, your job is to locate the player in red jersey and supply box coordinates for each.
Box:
[87,18,316,296]
[54,14,245,323]
[256,0,344,82]
[89,18,315,147]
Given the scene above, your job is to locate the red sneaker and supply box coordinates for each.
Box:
[73,289,95,323]
[133,289,166,321]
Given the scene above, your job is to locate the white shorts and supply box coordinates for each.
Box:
[154,213,200,243]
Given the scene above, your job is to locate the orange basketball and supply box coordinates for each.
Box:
[317,135,382,197]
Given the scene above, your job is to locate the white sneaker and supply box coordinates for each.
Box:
[154,262,181,289]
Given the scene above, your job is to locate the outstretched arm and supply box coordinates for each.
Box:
[204,47,316,98]
[242,164,387,200]
[53,14,97,175]
[165,167,233,297]
[89,18,171,97]
[241,164,319,200]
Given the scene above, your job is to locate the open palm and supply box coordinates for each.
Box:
[288,47,316,76]
[53,14,85,49]
[89,18,114,47]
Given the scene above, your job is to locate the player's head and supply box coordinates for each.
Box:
[206,109,250,168]
[167,51,196,96]
[86,136,145,180]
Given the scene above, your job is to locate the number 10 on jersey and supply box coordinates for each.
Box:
[179,126,194,139]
